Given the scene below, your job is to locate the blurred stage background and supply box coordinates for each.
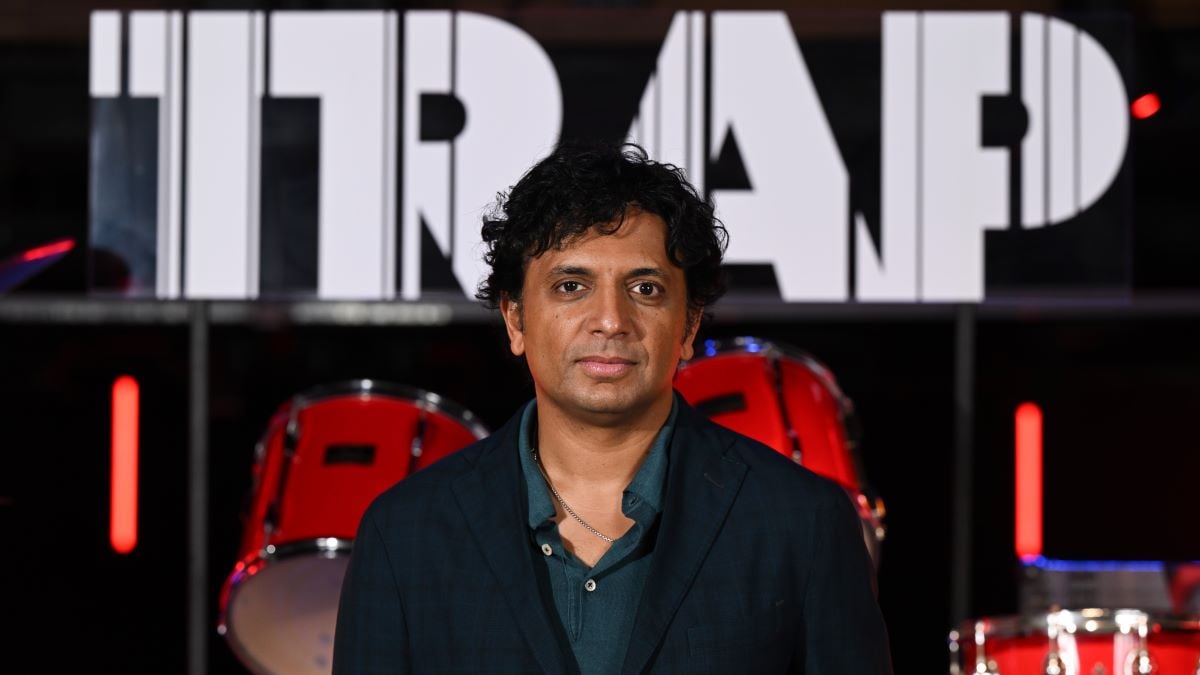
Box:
[2,1,1199,673]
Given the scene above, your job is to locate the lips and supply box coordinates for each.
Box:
[577,355,636,379]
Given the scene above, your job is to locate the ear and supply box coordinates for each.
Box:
[679,307,701,362]
[500,295,526,357]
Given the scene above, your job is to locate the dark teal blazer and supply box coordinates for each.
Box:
[333,396,892,674]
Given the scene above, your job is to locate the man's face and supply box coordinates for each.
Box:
[501,209,698,425]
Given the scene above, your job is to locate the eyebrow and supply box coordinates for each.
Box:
[627,267,666,278]
[548,265,591,277]
[547,265,668,279]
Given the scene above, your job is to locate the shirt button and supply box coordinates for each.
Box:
[540,543,553,556]
[584,579,597,592]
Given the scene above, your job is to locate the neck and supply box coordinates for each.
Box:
[533,391,673,489]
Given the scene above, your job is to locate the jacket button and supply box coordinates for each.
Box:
[584,579,597,592]
[540,543,553,556]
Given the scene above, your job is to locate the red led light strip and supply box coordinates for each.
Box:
[1131,93,1161,120]
[1015,402,1043,563]
[18,238,75,263]
[111,376,139,554]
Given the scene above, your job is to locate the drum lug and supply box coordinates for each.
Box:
[1043,652,1066,675]
[948,629,961,675]
[264,415,302,536]
[411,412,427,459]
[263,505,278,536]
[972,621,1001,675]
[872,497,887,541]
[285,418,301,451]
[1043,616,1065,675]
[1123,619,1157,675]
[1124,650,1157,675]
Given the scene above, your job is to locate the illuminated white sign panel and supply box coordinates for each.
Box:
[88,10,1129,302]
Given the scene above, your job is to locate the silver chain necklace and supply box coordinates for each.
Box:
[531,450,614,543]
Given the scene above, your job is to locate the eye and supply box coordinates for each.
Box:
[556,280,583,294]
[633,281,661,297]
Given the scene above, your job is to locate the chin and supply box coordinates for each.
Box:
[575,396,639,417]
[571,387,661,419]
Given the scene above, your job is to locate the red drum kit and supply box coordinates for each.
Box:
[216,337,1196,674]
[219,339,883,673]
[218,381,488,674]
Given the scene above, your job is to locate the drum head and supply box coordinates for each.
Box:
[225,554,349,675]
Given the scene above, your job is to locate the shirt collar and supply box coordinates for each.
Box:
[623,399,675,514]
[518,400,557,529]
[517,396,677,530]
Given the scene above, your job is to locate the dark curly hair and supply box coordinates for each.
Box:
[476,143,727,325]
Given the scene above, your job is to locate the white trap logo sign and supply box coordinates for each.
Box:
[88,10,1130,303]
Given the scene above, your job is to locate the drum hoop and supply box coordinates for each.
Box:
[680,337,851,406]
[960,610,1200,638]
[218,622,272,675]
[218,537,355,674]
[289,379,490,440]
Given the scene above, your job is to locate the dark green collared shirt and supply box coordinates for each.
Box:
[518,398,676,675]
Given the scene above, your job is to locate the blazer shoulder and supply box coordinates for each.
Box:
[359,430,500,526]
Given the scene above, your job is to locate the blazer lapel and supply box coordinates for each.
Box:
[621,402,748,675]
[451,417,571,675]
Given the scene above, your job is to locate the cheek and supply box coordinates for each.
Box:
[522,312,569,368]
[523,344,552,385]
[649,324,685,367]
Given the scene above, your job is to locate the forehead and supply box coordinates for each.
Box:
[530,211,677,272]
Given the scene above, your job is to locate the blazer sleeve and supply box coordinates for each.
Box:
[332,508,411,674]
[798,488,893,674]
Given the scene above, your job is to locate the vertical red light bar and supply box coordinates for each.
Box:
[111,375,139,554]
[1015,402,1043,563]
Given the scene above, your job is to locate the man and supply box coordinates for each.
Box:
[333,144,892,673]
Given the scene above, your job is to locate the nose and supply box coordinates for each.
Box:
[588,282,632,339]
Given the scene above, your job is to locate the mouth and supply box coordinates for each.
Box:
[576,355,636,379]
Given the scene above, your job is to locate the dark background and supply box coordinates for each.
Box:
[3,1,1200,673]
